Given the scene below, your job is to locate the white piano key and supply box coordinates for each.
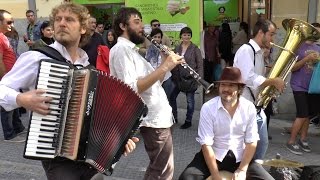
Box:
[27,135,54,142]
[30,119,58,126]
[24,151,55,158]
[28,131,56,138]
[38,80,64,89]
[39,69,68,78]
[40,65,69,73]
[41,61,70,69]
[32,113,59,121]
[38,76,65,83]
[30,124,58,132]
[39,74,65,82]
[25,147,56,155]
[27,140,54,148]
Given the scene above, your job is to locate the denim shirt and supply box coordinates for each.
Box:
[26,21,42,41]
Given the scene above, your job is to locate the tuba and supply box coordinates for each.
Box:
[255,18,320,108]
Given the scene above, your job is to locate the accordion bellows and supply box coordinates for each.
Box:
[24,59,148,175]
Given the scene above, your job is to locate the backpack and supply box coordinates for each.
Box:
[96,45,110,74]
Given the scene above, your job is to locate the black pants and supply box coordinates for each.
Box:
[42,157,98,180]
[179,150,274,180]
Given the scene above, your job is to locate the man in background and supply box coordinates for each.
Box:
[139,19,171,57]
[23,10,42,50]
[82,17,105,67]
[0,9,25,142]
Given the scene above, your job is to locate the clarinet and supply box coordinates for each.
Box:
[143,33,214,94]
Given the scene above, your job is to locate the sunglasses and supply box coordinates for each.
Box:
[6,21,14,25]
[152,23,160,27]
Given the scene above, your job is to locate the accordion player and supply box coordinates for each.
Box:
[23,59,148,174]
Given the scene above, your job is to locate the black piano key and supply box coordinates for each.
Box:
[38,140,54,144]
[37,146,55,150]
[42,118,59,123]
[46,91,62,96]
[40,128,56,133]
[49,64,69,70]
[39,134,56,139]
[36,151,55,155]
[48,69,68,75]
[41,123,59,128]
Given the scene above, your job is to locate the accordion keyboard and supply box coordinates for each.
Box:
[25,61,72,159]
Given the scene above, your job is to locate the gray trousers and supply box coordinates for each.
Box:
[140,127,174,180]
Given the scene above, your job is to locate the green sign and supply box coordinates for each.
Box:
[73,0,124,4]
[204,0,238,25]
[125,0,202,47]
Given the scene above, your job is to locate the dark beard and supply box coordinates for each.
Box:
[127,26,145,44]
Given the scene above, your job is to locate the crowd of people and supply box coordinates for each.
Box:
[0,1,320,180]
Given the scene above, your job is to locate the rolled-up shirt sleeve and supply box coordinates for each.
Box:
[0,85,20,111]
[0,51,39,111]
[244,103,260,143]
[196,103,214,146]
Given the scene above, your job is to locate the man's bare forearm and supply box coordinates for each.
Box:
[202,145,220,176]
[238,142,257,171]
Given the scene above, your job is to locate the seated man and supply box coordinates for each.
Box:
[179,67,274,180]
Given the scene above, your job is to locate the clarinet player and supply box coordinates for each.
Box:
[109,7,184,180]
[0,3,138,180]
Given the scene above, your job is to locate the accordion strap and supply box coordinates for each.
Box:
[33,46,76,68]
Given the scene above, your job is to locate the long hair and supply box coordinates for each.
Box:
[49,2,90,47]
[113,7,142,37]
[106,29,117,49]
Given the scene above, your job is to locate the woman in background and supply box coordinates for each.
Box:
[219,22,233,66]
[232,22,249,55]
[32,21,54,49]
[105,29,117,49]
[170,27,203,128]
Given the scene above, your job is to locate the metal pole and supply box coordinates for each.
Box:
[307,0,318,23]
[28,0,37,16]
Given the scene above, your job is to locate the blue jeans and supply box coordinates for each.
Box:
[169,82,195,122]
[253,110,269,160]
[0,107,25,140]
[162,77,173,100]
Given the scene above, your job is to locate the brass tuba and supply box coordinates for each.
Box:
[255,18,320,108]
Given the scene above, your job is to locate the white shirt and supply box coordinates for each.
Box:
[109,37,173,128]
[0,41,89,111]
[196,96,259,163]
[233,39,266,102]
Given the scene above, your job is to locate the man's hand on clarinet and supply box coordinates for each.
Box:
[124,137,139,156]
[16,89,52,115]
[159,52,185,72]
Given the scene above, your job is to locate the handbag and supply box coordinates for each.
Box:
[176,66,198,93]
[308,62,320,94]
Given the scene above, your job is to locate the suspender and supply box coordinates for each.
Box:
[246,43,257,102]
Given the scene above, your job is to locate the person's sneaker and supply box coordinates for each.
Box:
[180,122,192,129]
[298,139,311,152]
[286,143,303,155]
[17,129,28,136]
[4,135,26,143]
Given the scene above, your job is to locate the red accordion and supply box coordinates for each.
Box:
[23,59,147,174]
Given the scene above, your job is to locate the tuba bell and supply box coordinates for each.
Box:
[255,18,320,108]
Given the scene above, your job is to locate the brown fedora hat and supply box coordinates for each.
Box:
[214,67,245,85]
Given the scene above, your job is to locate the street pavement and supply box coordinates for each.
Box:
[1,106,320,180]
